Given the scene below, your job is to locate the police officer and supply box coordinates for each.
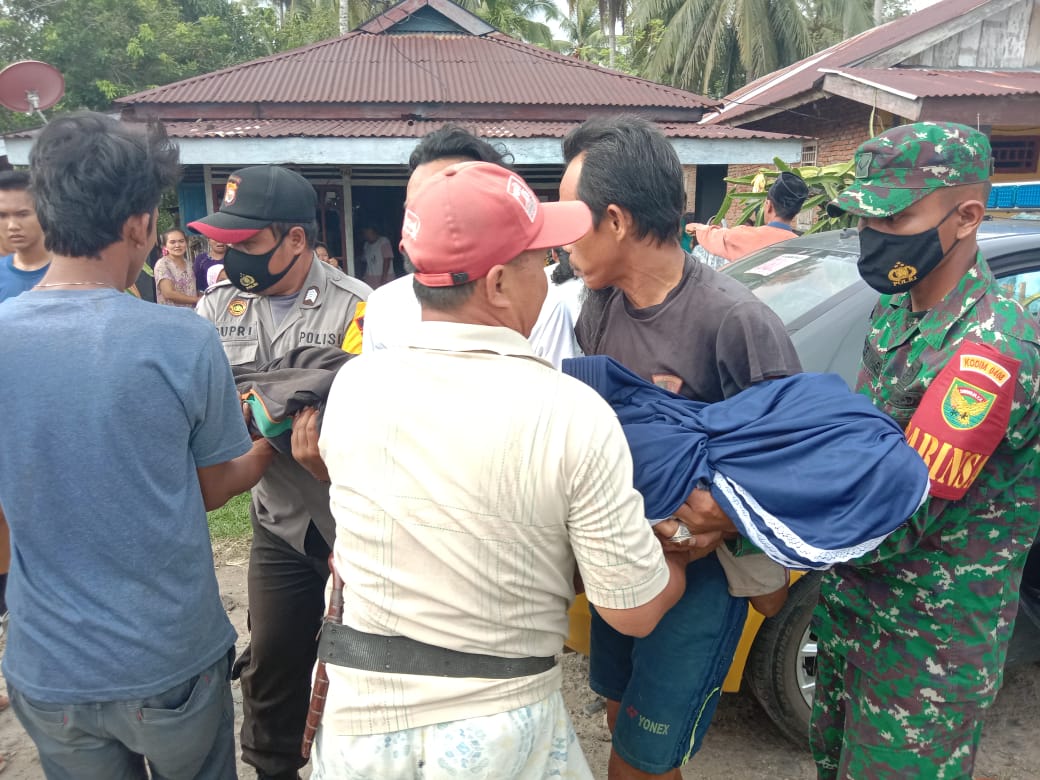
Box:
[811,123,1040,779]
[191,165,369,780]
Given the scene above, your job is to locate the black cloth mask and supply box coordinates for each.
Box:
[857,206,960,295]
[224,231,301,293]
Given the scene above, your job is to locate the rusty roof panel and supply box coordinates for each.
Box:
[160,118,799,140]
[118,33,716,110]
[825,68,1040,98]
[707,0,1006,124]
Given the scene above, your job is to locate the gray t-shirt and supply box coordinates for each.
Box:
[576,255,801,401]
[576,255,799,596]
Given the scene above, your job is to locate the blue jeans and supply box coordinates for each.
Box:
[10,647,237,780]
[590,554,747,774]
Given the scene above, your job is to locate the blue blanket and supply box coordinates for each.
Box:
[563,356,929,570]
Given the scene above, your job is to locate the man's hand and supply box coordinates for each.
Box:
[652,487,739,561]
[652,515,723,562]
[674,486,737,537]
[291,407,330,483]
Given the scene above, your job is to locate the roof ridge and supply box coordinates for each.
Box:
[481,34,717,107]
[359,0,494,35]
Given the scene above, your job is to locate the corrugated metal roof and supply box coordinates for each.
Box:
[706,0,1008,124]
[160,118,799,140]
[117,32,716,110]
[822,68,1040,99]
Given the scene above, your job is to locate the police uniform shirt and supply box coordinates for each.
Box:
[197,255,371,552]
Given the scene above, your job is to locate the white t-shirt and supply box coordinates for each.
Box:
[360,274,420,352]
[362,236,393,278]
[363,270,582,369]
[319,322,668,735]
[528,264,582,368]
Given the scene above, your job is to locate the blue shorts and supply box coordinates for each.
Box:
[589,553,747,774]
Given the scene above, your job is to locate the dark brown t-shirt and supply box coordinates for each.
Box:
[576,256,801,402]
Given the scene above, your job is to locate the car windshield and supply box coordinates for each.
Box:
[999,271,1040,318]
[723,246,862,325]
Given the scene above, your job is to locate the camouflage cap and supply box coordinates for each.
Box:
[827,122,992,218]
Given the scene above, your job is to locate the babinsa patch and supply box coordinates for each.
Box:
[941,379,994,430]
[904,341,1019,500]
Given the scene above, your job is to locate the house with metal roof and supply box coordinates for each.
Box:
[705,0,1040,210]
[7,0,798,269]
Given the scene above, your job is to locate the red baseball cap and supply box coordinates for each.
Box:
[401,162,592,287]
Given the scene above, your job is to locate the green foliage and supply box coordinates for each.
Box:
[0,0,333,133]
[456,0,559,46]
[881,0,913,23]
[552,0,605,59]
[207,492,252,539]
[618,0,908,95]
[550,0,662,76]
[714,158,857,235]
[630,0,814,95]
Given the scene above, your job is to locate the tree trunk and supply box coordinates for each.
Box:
[608,22,616,67]
[340,0,351,34]
[873,0,884,25]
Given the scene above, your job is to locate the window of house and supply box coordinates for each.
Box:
[800,141,819,168]
[991,136,1040,175]
[795,141,819,230]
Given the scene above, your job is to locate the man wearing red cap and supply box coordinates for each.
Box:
[305,161,689,779]
[190,165,370,780]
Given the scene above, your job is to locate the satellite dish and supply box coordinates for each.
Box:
[0,60,65,122]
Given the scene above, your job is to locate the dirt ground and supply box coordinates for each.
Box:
[1,542,1038,779]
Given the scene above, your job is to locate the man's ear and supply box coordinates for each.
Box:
[288,225,308,253]
[954,199,986,240]
[483,265,509,308]
[604,203,634,243]
[123,212,154,249]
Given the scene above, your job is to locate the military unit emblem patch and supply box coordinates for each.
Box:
[904,341,1020,500]
[941,379,995,431]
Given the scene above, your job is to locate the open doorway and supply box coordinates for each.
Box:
[351,184,406,287]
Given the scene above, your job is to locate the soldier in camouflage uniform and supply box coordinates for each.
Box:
[811,122,1040,779]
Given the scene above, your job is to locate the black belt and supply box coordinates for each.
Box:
[317,621,557,679]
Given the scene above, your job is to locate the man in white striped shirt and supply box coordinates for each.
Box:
[305,161,689,780]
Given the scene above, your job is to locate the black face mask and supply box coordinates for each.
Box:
[224,231,301,293]
[857,206,960,295]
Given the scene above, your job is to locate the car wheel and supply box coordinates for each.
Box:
[744,572,822,747]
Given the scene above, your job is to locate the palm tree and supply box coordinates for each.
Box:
[633,0,883,96]
[597,0,626,67]
[556,0,606,60]
[452,0,559,46]
[338,0,396,33]
[633,0,812,95]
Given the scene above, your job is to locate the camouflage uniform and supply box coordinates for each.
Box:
[813,123,1040,780]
